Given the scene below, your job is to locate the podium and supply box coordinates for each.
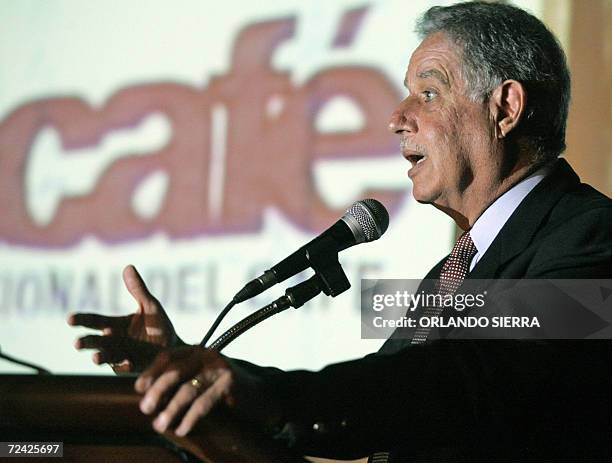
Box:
[0,374,309,463]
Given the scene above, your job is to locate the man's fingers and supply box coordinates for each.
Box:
[138,352,202,414]
[136,348,196,391]
[152,382,200,433]
[136,350,173,393]
[93,353,134,373]
[79,336,131,364]
[134,348,235,436]
[123,265,158,313]
[175,370,232,436]
[68,313,130,332]
[112,360,134,374]
[106,359,134,374]
[93,350,130,366]
[76,334,136,352]
[75,334,113,350]
[76,335,159,369]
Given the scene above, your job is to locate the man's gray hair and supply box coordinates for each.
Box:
[416,1,571,163]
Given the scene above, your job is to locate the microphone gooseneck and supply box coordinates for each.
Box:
[209,275,324,351]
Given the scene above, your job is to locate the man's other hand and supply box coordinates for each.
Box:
[68,264,184,373]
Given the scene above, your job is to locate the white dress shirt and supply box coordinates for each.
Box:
[469,165,551,272]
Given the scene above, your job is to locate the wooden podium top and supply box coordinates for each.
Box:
[0,374,308,463]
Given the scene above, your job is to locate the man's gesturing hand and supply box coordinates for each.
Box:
[135,346,275,437]
[68,265,183,373]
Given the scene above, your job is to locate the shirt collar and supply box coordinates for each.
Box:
[469,164,552,268]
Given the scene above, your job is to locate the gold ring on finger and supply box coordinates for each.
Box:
[190,376,204,390]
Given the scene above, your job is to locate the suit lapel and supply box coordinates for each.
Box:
[468,159,580,279]
[379,160,581,353]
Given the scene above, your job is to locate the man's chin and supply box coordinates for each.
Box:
[410,186,435,204]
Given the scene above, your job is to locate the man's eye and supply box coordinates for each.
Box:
[423,90,437,102]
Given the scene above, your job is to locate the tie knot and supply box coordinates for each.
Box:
[450,231,477,262]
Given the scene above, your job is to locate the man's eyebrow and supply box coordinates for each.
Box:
[405,69,450,88]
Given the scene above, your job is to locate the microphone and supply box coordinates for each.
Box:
[233,199,389,303]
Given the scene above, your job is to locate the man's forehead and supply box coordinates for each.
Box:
[404,68,450,89]
[404,33,459,89]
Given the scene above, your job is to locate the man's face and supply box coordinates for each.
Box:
[389,32,495,211]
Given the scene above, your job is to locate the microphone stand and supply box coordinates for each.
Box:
[208,238,351,352]
[208,275,322,351]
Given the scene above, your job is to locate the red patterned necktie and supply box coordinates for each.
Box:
[411,231,477,344]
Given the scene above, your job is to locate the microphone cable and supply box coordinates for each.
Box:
[199,299,236,347]
[0,345,51,375]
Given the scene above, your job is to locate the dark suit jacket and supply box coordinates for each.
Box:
[246,159,612,461]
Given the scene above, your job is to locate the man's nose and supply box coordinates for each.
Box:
[388,98,418,135]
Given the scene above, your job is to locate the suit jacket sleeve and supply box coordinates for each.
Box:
[263,339,612,459]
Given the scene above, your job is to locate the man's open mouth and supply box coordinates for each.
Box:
[406,154,427,167]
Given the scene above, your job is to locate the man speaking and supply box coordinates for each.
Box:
[69,2,612,461]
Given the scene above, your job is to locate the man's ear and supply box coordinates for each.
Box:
[489,80,526,138]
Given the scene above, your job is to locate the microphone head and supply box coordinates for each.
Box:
[342,199,389,244]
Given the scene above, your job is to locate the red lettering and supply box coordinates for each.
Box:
[0,13,403,248]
